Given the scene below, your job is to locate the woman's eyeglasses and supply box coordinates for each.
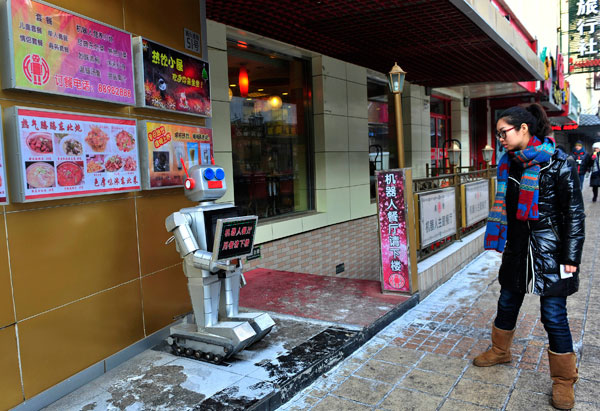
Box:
[496,126,516,140]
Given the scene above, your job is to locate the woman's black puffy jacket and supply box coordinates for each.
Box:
[498,148,585,296]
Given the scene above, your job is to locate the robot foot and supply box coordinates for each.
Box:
[168,339,226,364]
[225,312,275,343]
[168,320,256,362]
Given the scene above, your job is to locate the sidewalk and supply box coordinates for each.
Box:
[280,185,600,411]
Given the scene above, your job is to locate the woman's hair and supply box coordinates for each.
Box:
[497,103,552,137]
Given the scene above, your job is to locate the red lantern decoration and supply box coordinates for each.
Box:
[239,66,249,97]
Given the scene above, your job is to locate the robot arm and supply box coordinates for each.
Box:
[165,212,199,257]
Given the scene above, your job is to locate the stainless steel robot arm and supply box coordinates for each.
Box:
[189,250,236,273]
[165,212,199,257]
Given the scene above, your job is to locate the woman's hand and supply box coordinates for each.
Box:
[564,264,577,273]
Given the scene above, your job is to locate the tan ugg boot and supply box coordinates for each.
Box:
[473,325,515,367]
[548,350,578,410]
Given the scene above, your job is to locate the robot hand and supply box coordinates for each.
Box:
[187,251,236,273]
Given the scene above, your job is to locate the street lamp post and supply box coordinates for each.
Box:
[446,139,462,174]
[388,62,407,168]
[482,144,494,178]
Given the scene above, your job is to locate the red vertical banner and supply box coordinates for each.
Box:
[376,169,411,293]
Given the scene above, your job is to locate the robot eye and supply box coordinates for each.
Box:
[215,169,225,181]
[203,168,215,180]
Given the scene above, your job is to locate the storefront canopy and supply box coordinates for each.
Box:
[206,0,545,88]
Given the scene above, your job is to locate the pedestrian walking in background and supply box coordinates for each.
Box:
[478,103,585,410]
[572,140,591,188]
[590,142,600,202]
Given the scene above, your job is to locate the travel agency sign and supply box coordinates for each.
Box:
[568,0,600,73]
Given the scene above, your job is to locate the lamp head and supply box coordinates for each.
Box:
[388,62,407,94]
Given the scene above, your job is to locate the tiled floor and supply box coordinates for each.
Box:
[281,186,600,410]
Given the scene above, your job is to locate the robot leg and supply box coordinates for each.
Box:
[219,270,275,342]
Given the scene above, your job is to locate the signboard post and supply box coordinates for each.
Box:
[138,120,212,189]
[0,0,135,104]
[5,106,140,202]
[133,37,211,117]
[376,169,413,293]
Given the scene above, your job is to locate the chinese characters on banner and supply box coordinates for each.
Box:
[134,37,211,116]
[569,0,600,73]
[2,0,135,104]
[463,180,489,227]
[0,112,8,204]
[139,121,212,189]
[7,107,140,202]
[376,170,410,292]
[418,188,456,248]
[216,217,258,261]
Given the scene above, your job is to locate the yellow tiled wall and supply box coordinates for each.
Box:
[0,0,203,404]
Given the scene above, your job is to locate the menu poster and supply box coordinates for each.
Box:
[139,120,212,189]
[5,107,140,202]
[133,37,211,117]
[0,111,8,204]
[0,0,135,104]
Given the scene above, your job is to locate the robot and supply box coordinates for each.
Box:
[165,162,275,363]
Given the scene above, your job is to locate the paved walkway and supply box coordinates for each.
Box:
[280,184,600,411]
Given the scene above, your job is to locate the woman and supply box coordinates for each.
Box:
[475,104,585,410]
[590,142,600,202]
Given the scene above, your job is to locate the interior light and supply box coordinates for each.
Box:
[229,84,237,87]
[258,88,264,91]
[282,92,288,96]
[269,95,282,109]
[239,66,249,97]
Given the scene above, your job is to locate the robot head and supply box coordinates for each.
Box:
[183,164,227,202]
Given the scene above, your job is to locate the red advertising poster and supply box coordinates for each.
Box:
[1,0,135,104]
[6,107,140,202]
[376,169,411,292]
[0,111,8,204]
[133,37,210,117]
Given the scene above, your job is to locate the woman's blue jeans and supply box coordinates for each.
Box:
[494,288,573,353]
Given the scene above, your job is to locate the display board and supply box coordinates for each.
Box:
[5,106,140,202]
[376,169,412,293]
[133,37,210,117]
[568,0,600,73]
[212,216,258,261]
[138,120,212,189]
[462,180,489,227]
[0,0,135,104]
[418,188,456,247]
[0,110,8,204]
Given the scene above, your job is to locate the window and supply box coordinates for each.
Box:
[228,42,313,218]
[430,95,451,168]
[368,79,394,199]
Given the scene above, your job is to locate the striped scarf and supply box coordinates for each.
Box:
[485,135,555,252]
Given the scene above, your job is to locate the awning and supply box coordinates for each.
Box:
[206,0,545,88]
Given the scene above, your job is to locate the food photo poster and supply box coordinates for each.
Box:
[5,106,140,202]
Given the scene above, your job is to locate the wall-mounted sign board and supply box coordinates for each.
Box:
[0,110,9,204]
[0,0,135,105]
[133,37,211,117]
[137,120,212,189]
[5,106,140,202]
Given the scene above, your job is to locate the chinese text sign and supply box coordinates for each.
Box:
[3,0,135,103]
[419,188,456,248]
[9,107,140,202]
[569,0,600,73]
[377,170,410,292]
[140,121,212,189]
